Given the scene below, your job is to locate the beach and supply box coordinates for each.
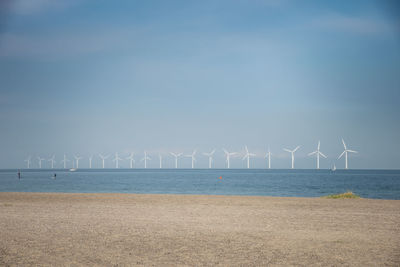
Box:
[0,193,399,266]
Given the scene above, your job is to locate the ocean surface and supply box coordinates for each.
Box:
[0,169,399,199]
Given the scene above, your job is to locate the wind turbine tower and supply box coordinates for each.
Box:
[223,149,237,169]
[113,152,122,168]
[74,155,82,169]
[265,147,272,169]
[158,154,162,168]
[185,150,197,169]
[170,152,183,168]
[37,156,45,169]
[283,146,300,169]
[203,149,215,168]
[48,155,56,169]
[88,155,93,169]
[126,153,135,168]
[338,139,358,169]
[99,154,109,169]
[24,156,31,169]
[308,141,327,169]
[141,151,151,168]
[61,154,69,169]
[242,146,256,169]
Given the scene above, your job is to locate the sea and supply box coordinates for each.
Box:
[0,169,399,200]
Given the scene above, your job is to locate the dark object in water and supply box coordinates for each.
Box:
[17,170,21,179]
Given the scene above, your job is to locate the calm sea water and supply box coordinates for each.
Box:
[0,169,399,199]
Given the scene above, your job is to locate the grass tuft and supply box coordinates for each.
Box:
[323,191,361,199]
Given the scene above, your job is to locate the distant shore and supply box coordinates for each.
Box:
[1,192,399,265]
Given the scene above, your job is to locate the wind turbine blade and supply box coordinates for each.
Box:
[342,139,347,149]
[338,150,345,159]
[242,155,248,161]
[308,151,317,156]
[293,146,300,152]
[347,150,358,153]
[210,149,215,155]
[223,148,228,155]
[319,152,327,158]
[318,141,320,150]
[283,148,291,153]
[245,146,249,153]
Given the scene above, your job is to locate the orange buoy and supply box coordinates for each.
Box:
[219,176,222,180]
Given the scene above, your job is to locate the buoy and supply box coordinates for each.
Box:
[219,176,222,180]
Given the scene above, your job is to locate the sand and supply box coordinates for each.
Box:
[0,192,399,266]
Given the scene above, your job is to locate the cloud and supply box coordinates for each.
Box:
[0,27,136,59]
[310,14,394,36]
[9,0,81,15]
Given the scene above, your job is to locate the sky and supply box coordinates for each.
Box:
[0,0,399,169]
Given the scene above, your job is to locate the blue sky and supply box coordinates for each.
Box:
[0,0,399,169]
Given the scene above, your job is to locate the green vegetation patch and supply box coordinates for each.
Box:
[323,191,361,199]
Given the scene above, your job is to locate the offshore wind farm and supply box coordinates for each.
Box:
[19,140,356,170]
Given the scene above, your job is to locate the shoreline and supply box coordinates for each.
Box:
[1,192,399,265]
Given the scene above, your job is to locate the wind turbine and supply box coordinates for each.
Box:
[126,153,135,168]
[242,146,256,169]
[265,147,272,169]
[88,155,93,169]
[185,150,197,169]
[338,139,358,169]
[141,151,151,168]
[48,155,56,169]
[283,146,300,169]
[158,153,162,168]
[24,156,31,169]
[61,154,69,169]
[308,141,327,169]
[203,149,215,168]
[74,155,82,169]
[223,149,237,169]
[170,152,183,168]
[37,156,45,169]
[113,152,122,168]
[99,154,109,169]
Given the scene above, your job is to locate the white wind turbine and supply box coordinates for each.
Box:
[99,154,109,169]
[203,149,216,169]
[126,153,135,168]
[61,154,69,169]
[223,149,237,169]
[265,147,272,169]
[88,155,93,169]
[24,156,31,169]
[141,151,151,168]
[308,141,327,169]
[338,139,358,169]
[113,152,123,168]
[48,155,56,169]
[74,155,82,169]
[185,150,197,169]
[242,146,256,169]
[170,152,183,168]
[158,154,162,168]
[37,156,45,169]
[283,146,300,169]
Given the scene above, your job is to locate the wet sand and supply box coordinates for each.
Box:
[0,192,399,266]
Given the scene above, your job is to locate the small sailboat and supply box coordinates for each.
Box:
[331,164,336,172]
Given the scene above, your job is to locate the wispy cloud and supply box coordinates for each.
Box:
[310,14,394,36]
[0,27,138,59]
[9,0,81,15]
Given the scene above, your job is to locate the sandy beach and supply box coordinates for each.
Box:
[0,192,399,266]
